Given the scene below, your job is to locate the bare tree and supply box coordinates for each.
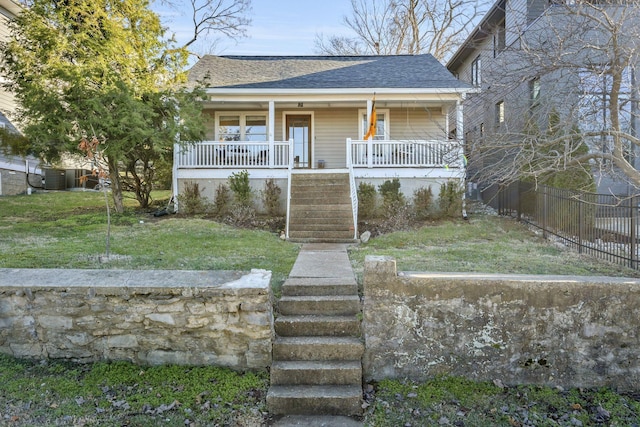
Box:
[464,1,640,193]
[314,0,488,61]
[159,0,251,57]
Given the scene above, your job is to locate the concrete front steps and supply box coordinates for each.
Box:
[267,276,364,418]
[288,172,356,243]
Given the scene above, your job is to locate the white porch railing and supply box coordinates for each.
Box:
[347,139,462,168]
[177,139,461,169]
[176,141,291,168]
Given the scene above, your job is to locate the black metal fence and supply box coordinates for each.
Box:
[482,181,640,270]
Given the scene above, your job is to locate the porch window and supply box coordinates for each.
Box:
[359,109,389,140]
[216,113,267,142]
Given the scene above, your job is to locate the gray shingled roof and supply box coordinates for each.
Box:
[188,55,470,90]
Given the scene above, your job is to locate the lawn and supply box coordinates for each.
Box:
[1,190,639,426]
[350,212,640,281]
[0,190,300,295]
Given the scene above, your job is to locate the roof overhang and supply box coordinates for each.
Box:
[204,87,473,101]
[0,0,23,18]
[446,0,506,71]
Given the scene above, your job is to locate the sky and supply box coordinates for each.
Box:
[152,0,355,57]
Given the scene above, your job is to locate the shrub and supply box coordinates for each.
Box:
[413,186,434,220]
[378,178,405,208]
[357,182,377,220]
[378,179,411,232]
[378,202,412,233]
[178,181,205,215]
[261,179,282,217]
[228,170,253,207]
[226,204,256,228]
[438,180,464,218]
[212,183,231,218]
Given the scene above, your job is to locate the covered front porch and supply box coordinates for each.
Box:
[174,138,464,171]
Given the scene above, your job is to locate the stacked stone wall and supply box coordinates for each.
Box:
[0,268,274,369]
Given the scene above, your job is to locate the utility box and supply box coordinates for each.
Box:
[44,169,66,190]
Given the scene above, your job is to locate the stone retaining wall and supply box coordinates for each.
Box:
[362,256,640,391]
[0,268,274,369]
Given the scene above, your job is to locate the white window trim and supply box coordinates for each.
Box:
[358,108,390,140]
[214,111,268,141]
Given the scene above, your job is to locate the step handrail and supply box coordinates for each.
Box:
[346,138,358,240]
[285,138,294,239]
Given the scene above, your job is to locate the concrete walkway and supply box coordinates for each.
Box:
[271,243,364,427]
[288,243,356,280]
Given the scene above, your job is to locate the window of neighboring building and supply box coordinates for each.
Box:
[471,55,481,87]
[493,20,506,58]
[495,101,505,126]
[529,77,541,108]
[577,65,635,156]
[216,113,267,142]
[359,108,389,140]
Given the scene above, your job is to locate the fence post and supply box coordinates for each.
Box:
[517,181,522,222]
[578,195,583,254]
[542,186,548,239]
[631,195,637,269]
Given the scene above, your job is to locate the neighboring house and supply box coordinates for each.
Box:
[0,0,20,114]
[176,54,472,240]
[0,0,42,196]
[0,111,42,195]
[447,0,640,195]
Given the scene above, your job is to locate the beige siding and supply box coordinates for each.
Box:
[312,108,357,169]
[389,107,447,140]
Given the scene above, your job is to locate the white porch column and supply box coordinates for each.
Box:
[366,99,373,168]
[445,113,450,137]
[268,100,275,168]
[457,95,468,219]
[456,98,464,144]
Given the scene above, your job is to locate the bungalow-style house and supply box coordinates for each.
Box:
[174,55,473,241]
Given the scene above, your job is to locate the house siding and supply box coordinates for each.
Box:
[312,108,355,169]
[0,5,17,118]
[389,108,447,140]
[505,0,527,47]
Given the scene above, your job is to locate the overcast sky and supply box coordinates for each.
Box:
[152,0,354,57]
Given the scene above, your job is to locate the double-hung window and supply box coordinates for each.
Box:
[359,108,389,140]
[216,113,267,142]
[493,20,506,58]
[471,55,481,87]
[495,101,505,126]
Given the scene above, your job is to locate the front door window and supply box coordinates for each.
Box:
[286,115,311,168]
